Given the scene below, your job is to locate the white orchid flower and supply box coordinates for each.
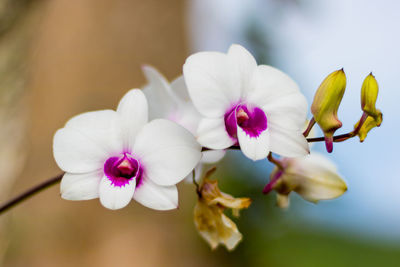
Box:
[183,44,309,161]
[53,89,202,210]
[142,65,225,180]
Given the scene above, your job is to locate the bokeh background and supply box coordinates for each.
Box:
[0,0,399,266]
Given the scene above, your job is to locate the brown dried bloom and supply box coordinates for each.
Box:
[194,169,251,251]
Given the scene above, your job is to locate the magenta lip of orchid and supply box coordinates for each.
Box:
[224,103,268,140]
[104,153,143,187]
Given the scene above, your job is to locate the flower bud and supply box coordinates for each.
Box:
[264,153,347,207]
[354,114,382,142]
[361,73,382,121]
[354,73,382,142]
[194,178,251,251]
[311,69,346,152]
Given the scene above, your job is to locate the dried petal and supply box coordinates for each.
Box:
[194,178,251,251]
[194,200,242,251]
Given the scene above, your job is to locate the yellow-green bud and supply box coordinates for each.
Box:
[354,113,382,142]
[353,73,382,142]
[311,69,346,152]
[361,73,382,122]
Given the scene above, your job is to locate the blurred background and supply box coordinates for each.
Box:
[0,0,399,266]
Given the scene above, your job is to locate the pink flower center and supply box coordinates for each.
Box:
[104,154,143,187]
[224,104,268,140]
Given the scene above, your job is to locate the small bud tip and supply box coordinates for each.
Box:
[325,136,333,153]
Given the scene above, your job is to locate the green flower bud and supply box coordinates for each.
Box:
[353,73,382,142]
[354,113,382,142]
[361,73,382,121]
[311,69,346,152]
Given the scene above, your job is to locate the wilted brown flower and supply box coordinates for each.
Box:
[194,174,251,251]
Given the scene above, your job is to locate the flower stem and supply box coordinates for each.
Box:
[353,112,369,136]
[201,145,240,152]
[303,117,316,137]
[0,173,63,215]
[307,113,369,143]
[263,169,283,194]
[306,133,354,143]
[192,169,201,197]
[267,153,284,170]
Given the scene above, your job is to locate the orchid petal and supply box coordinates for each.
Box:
[65,110,123,155]
[117,89,148,151]
[142,65,179,118]
[237,126,270,161]
[247,65,301,107]
[298,153,339,176]
[294,153,347,202]
[183,51,240,117]
[173,102,202,135]
[197,118,234,149]
[99,176,136,210]
[269,123,309,157]
[201,150,226,164]
[133,176,178,210]
[53,128,108,173]
[227,44,257,93]
[220,214,243,251]
[184,163,203,183]
[133,119,202,186]
[262,93,308,131]
[170,75,190,102]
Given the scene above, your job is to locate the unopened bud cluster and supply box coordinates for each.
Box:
[311,69,382,151]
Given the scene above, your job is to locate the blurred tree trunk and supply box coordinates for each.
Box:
[0,0,43,264]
